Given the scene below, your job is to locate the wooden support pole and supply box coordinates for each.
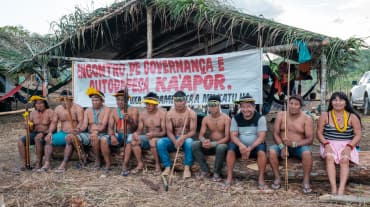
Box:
[320,53,328,113]
[146,6,153,59]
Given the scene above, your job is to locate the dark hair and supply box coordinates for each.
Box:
[327,91,361,125]
[33,100,49,109]
[60,90,72,96]
[173,90,186,97]
[208,95,221,102]
[145,92,159,100]
[289,95,303,107]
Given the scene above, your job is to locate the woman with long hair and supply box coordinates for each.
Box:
[317,91,362,195]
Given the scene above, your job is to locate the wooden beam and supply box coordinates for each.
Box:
[319,194,370,205]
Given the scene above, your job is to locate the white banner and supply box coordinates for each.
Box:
[73,49,262,107]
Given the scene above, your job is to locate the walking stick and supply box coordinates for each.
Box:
[284,62,291,191]
[63,96,86,167]
[23,105,31,169]
[169,92,196,185]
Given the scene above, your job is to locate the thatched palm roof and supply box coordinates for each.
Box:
[8,0,364,84]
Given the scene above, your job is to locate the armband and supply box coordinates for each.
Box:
[199,137,206,142]
[211,141,218,147]
[278,143,285,150]
[323,141,330,146]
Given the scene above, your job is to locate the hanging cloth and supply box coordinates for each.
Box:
[294,40,311,63]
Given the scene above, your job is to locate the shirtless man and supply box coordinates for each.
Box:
[41,90,84,172]
[107,89,138,175]
[157,90,197,178]
[269,95,314,193]
[79,87,111,171]
[225,94,268,190]
[17,96,53,170]
[121,92,166,176]
[192,95,230,181]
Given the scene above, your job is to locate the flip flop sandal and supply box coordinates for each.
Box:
[121,169,130,176]
[36,167,49,173]
[212,174,222,182]
[258,183,269,190]
[271,182,281,190]
[221,181,232,191]
[130,168,143,175]
[54,168,66,173]
[302,184,313,194]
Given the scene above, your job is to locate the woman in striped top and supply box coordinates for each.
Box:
[317,92,362,195]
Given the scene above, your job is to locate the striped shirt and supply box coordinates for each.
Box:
[323,112,354,141]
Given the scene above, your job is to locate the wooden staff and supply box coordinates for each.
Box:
[122,74,129,151]
[63,96,85,167]
[23,105,31,169]
[284,62,291,191]
[169,92,197,184]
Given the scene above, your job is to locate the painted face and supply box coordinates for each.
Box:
[116,96,125,108]
[35,100,46,112]
[331,96,346,111]
[173,96,186,111]
[91,96,103,109]
[208,101,220,114]
[288,98,301,115]
[145,103,157,113]
[240,102,255,119]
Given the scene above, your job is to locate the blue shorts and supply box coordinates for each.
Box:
[227,142,267,158]
[126,134,150,150]
[269,145,311,159]
[106,133,126,147]
[52,131,68,146]
[19,132,46,145]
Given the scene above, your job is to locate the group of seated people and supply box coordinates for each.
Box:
[18,88,361,195]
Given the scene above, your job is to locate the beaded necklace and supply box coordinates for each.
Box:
[331,110,348,132]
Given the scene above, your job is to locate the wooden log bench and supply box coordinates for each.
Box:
[52,147,370,182]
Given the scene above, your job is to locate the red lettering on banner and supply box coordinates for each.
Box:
[129,62,140,76]
[217,57,224,71]
[184,60,191,73]
[78,64,87,78]
[175,60,183,73]
[214,74,225,90]
[206,58,214,72]
[167,76,179,92]
[155,77,168,92]
[154,74,226,92]
[199,58,206,74]
[180,75,192,91]
[203,75,214,90]
[193,75,203,91]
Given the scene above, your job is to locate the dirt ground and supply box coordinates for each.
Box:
[1,102,370,207]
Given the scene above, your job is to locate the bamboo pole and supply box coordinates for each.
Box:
[146,6,153,59]
[284,63,291,191]
[320,53,328,113]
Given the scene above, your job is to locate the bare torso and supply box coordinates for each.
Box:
[112,106,138,134]
[278,111,310,142]
[167,108,195,136]
[142,108,166,134]
[86,106,110,133]
[30,109,54,133]
[204,113,230,141]
[54,104,83,133]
